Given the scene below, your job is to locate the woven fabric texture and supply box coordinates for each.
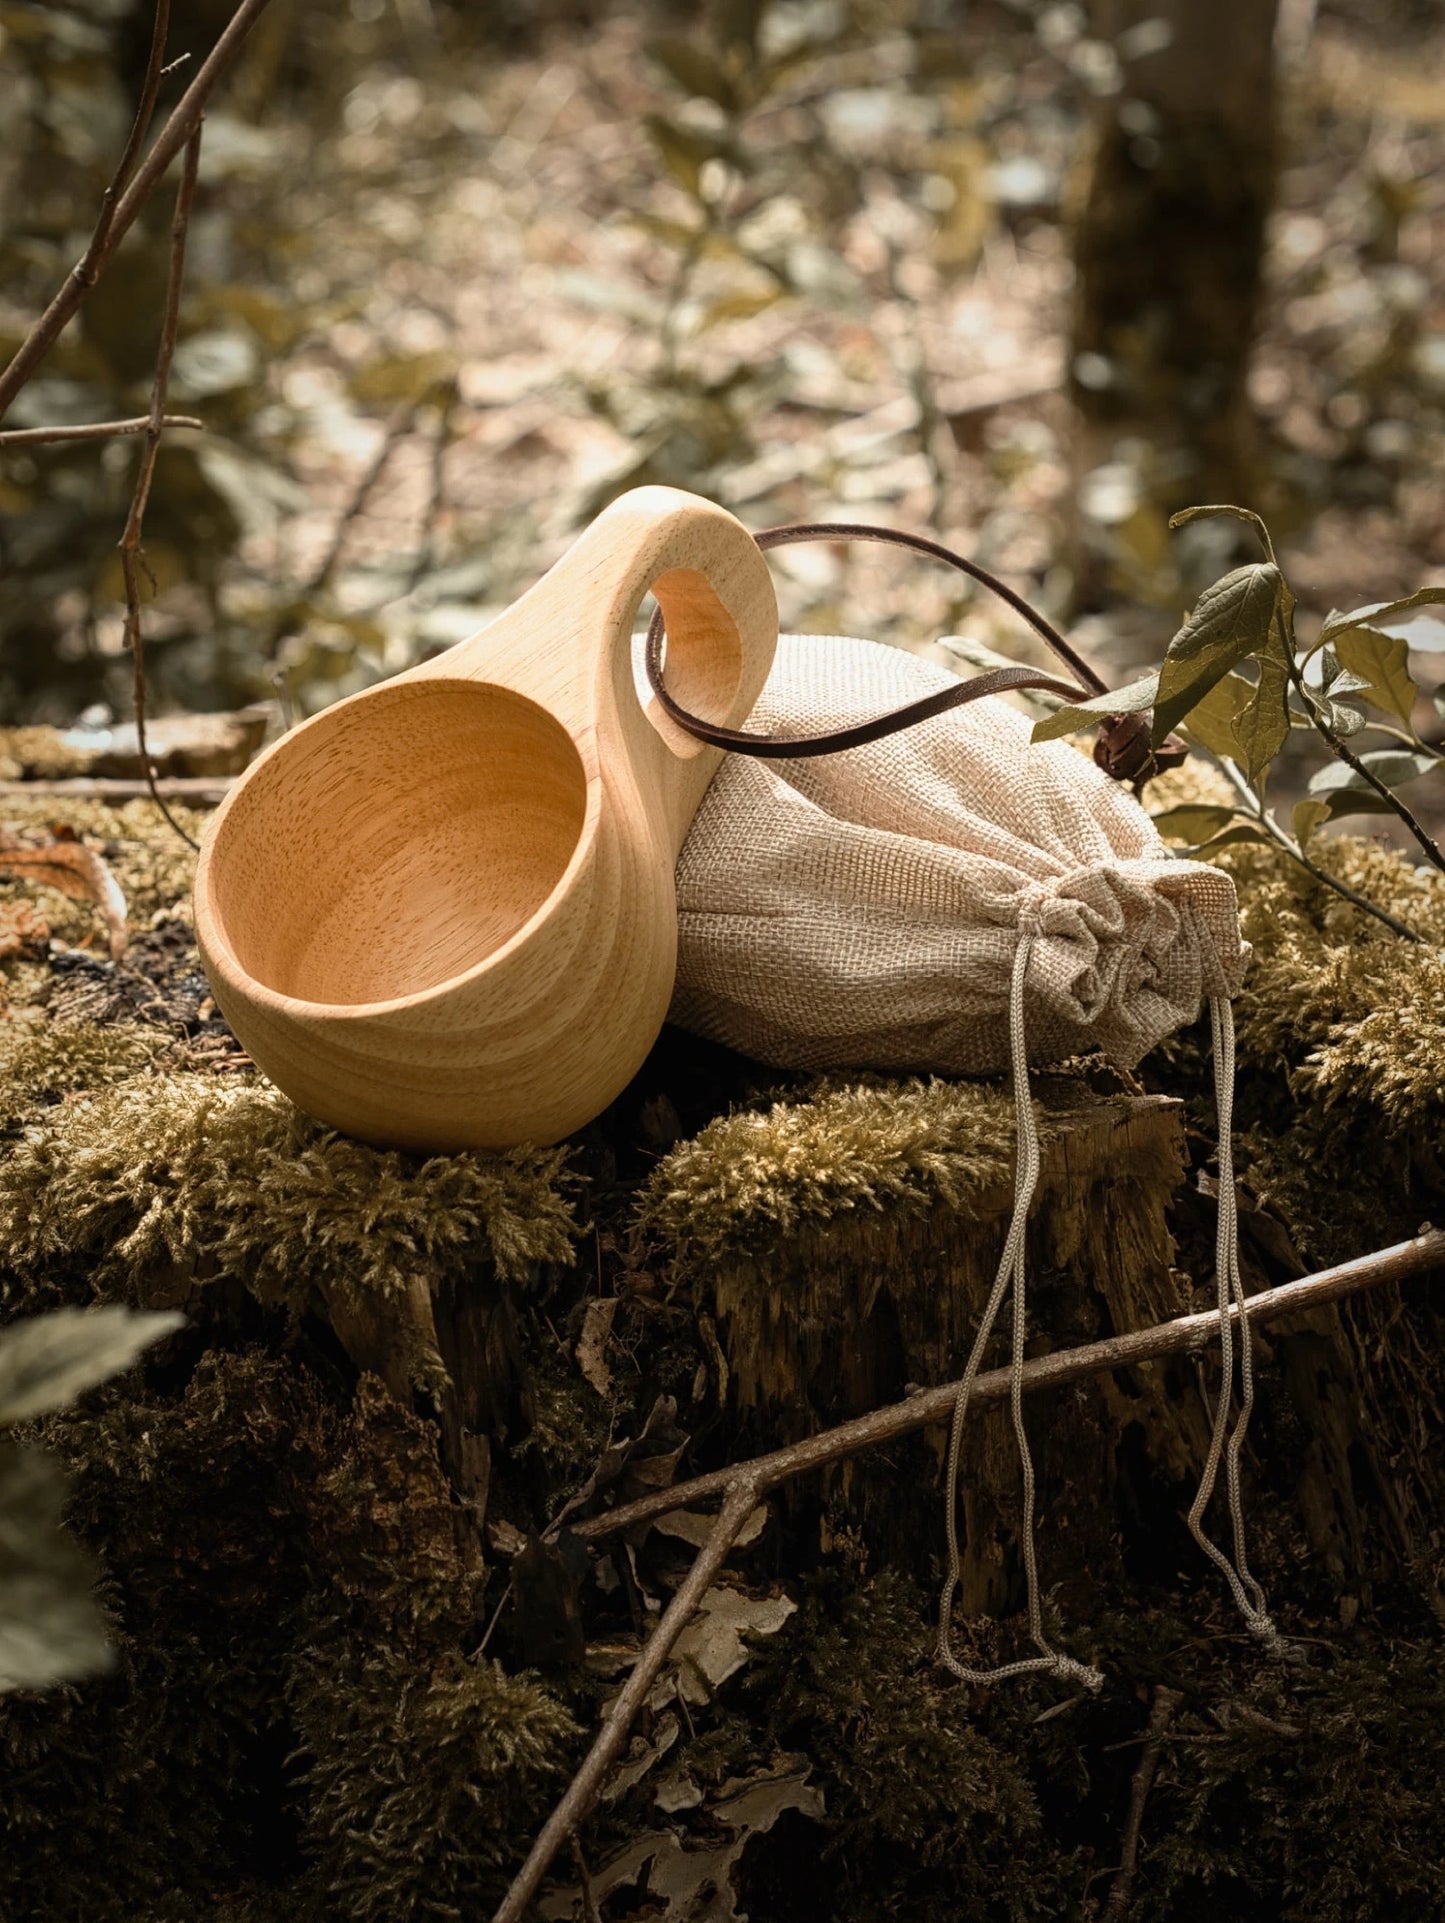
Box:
[671,632,1247,1075]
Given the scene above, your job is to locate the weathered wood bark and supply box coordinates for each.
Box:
[681,1074,1439,1621]
[1071,0,1281,521]
[697,1086,1192,1615]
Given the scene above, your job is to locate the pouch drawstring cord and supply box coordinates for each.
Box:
[1187,995,1285,1657]
[937,923,1105,1693]
[938,945,1284,1689]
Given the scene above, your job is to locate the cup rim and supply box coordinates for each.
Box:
[194,674,603,1020]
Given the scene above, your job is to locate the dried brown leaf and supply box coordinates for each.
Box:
[576,1297,618,1399]
[0,837,128,959]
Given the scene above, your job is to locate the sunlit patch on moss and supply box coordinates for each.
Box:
[636,1075,1024,1270]
[0,1019,163,1131]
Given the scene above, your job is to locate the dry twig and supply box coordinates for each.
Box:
[570,1227,1445,1548]
[569,1834,604,1923]
[1102,1685,1183,1922]
[0,778,230,804]
[303,398,420,601]
[0,416,203,449]
[120,128,204,852]
[493,1227,1445,1923]
[0,0,277,422]
[495,1480,760,1923]
[399,377,459,597]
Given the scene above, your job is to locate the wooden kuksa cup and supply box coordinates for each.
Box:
[194,487,778,1149]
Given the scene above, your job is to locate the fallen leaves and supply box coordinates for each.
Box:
[659,1584,796,1710]
[0,827,128,959]
[540,1760,824,1923]
[576,1296,619,1398]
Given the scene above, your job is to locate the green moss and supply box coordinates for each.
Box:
[1140,1643,1445,1923]
[743,1568,1074,1921]
[0,1075,579,1325]
[0,1344,572,1923]
[0,727,91,781]
[1133,804,1445,1260]
[289,1636,579,1922]
[1225,834,1445,1110]
[636,1076,1023,1270]
[0,1019,163,1130]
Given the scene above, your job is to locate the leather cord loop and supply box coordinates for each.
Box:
[643,519,1187,784]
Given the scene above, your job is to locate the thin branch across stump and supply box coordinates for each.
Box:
[493,1227,1445,1923]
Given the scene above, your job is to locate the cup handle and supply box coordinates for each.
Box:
[431,486,778,852]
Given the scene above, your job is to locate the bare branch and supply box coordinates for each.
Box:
[0,416,203,449]
[398,377,458,597]
[571,1227,1445,1547]
[107,0,175,213]
[493,1228,1445,1921]
[121,128,203,853]
[0,778,231,805]
[1103,1685,1183,1922]
[303,397,420,601]
[0,0,277,423]
[493,1479,761,1923]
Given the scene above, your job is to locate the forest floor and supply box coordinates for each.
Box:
[229,1,1445,731]
[4,2,1444,833]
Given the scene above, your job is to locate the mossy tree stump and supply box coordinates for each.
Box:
[638,1077,1222,1620]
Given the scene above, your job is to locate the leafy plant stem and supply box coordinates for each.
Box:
[1216,757,1426,943]
[1283,646,1445,876]
[1362,721,1437,752]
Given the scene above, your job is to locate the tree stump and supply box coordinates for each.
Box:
[640,1076,1206,1618]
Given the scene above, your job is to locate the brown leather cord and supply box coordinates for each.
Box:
[644,520,1185,785]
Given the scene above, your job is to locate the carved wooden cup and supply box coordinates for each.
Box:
[194,487,778,1149]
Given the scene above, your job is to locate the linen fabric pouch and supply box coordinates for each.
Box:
[666,627,1281,1689]
[671,629,1247,1076]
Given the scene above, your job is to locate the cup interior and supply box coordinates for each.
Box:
[207,677,588,1007]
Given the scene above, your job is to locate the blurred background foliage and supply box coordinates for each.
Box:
[0,0,1442,779]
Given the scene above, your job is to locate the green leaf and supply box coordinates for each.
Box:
[1320,585,1445,647]
[1168,503,1277,563]
[1149,803,1241,843]
[1194,823,1273,854]
[0,1443,111,1694]
[1178,671,1252,757]
[643,114,721,198]
[1307,749,1437,799]
[0,1307,183,1427]
[1151,564,1284,744]
[648,36,740,111]
[1321,700,1366,736]
[1333,627,1420,723]
[692,286,786,333]
[1231,638,1292,780]
[1293,798,1332,845]
[1303,645,1371,696]
[1029,671,1158,744]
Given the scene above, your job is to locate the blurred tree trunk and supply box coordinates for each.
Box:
[1071,0,1282,530]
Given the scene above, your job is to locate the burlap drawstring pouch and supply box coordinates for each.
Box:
[645,522,1286,1691]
